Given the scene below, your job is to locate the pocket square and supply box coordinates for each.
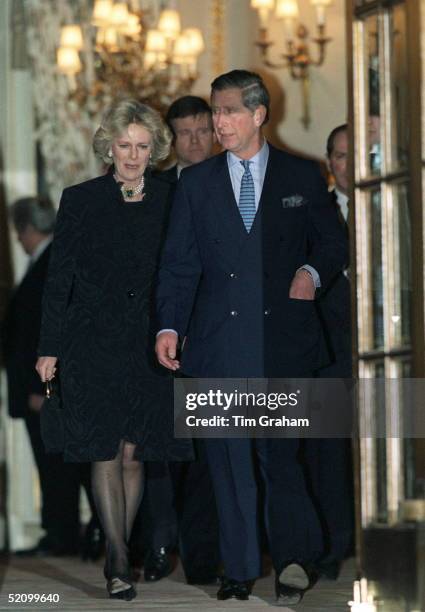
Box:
[281,194,306,208]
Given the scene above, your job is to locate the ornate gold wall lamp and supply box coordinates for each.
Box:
[251,0,333,129]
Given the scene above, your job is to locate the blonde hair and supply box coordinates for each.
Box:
[93,98,171,165]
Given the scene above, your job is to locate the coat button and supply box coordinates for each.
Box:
[264,308,271,316]
[127,290,136,298]
[214,238,221,244]
[230,310,238,317]
[230,273,237,279]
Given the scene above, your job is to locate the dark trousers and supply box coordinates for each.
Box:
[143,440,220,579]
[304,328,355,562]
[204,438,324,582]
[24,412,91,550]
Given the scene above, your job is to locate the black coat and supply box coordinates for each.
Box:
[38,169,192,463]
[157,145,348,377]
[2,246,50,418]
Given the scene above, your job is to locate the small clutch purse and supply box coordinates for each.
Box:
[40,379,64,454]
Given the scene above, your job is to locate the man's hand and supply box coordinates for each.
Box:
[155,332,180,371]
[289,269,315,300]
[29,393,44,412]
[36,356,58,382]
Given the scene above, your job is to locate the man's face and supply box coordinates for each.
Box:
[327,130,348,195]
[211,87,264,159]
[172,113,215,168]
[16,225,43,256]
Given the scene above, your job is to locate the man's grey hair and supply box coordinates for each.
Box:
[10,196,56,234]
[211,70,270,124]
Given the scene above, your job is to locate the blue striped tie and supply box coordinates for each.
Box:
[238,160,256,232]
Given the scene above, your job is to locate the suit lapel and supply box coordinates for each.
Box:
[208,153,247,266]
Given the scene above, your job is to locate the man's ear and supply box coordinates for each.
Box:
[254,105,267,126]
[325,156,332,175]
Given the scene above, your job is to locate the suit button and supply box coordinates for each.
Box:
[230,273,237,279]
[264,308,271,316]
[127,290,136,298]
[214,238,221,244]
[230,310,238,317]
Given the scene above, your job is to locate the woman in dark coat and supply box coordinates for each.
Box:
[36,99,192,600]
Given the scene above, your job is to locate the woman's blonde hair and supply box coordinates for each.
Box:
[93,98,171,165]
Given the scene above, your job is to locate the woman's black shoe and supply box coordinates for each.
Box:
[107,577,136,601]
[144,547,171,582]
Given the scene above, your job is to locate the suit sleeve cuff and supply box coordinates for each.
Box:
[299,265,321,288]
[156,329,178,338]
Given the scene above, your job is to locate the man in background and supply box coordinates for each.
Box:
[142,96,220,585]
[2,196,100,557]
[305,123,354,579]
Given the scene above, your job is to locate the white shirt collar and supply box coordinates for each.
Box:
[30,236,52,264]
[227,139,269,169]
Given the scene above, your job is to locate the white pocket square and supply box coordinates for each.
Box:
[281,194,306,208]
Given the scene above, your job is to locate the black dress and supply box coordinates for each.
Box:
[38,168,192,463]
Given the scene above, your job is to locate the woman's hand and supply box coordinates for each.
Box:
[36,356,58,382]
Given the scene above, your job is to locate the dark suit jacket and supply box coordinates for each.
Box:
[157,144,348,377]
[315,191,352,376]
[2,245,51,418]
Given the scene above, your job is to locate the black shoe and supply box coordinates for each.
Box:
[107,577,136,601]
[81,519,104,561]
[275,561,317,606]
[217,577,251,601]
[144,547,171,582]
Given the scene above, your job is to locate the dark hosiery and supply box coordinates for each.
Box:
[91,440,144,595]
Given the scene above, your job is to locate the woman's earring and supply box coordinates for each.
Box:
[108,148,113,158]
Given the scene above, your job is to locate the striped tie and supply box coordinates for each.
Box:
[238,160,256,232]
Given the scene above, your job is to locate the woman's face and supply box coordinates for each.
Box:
[111,123,152,185]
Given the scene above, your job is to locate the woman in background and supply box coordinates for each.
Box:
[36,99,191,600]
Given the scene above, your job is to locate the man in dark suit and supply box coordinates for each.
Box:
[143,96,219,584]
[155,71,347,605]
[304,123,354,579]
[2,197,86,555]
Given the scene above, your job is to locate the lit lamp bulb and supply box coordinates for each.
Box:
[122,13,141,39]
[92,0,113,27]
[145,29,167,53]
[57,46,81,90]
[57,46,82,73]
[109,2,129,28]
[310,0,332,27]
[251,0,274,28]
[59,25,84,50]
[158,9,181,41]
[276,0,299,39]
[173,32,196,78]
[181,28,204,56]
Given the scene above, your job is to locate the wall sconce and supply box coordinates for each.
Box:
[251,0,333,129]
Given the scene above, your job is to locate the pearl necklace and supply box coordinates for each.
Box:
[116,175,145,200]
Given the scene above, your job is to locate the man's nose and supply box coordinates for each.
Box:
[215,114,226,130]
[190,131,199,143]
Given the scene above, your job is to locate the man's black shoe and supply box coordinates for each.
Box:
[275,561,317,606]
[217,577,251,601]
[144,547,172,582]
